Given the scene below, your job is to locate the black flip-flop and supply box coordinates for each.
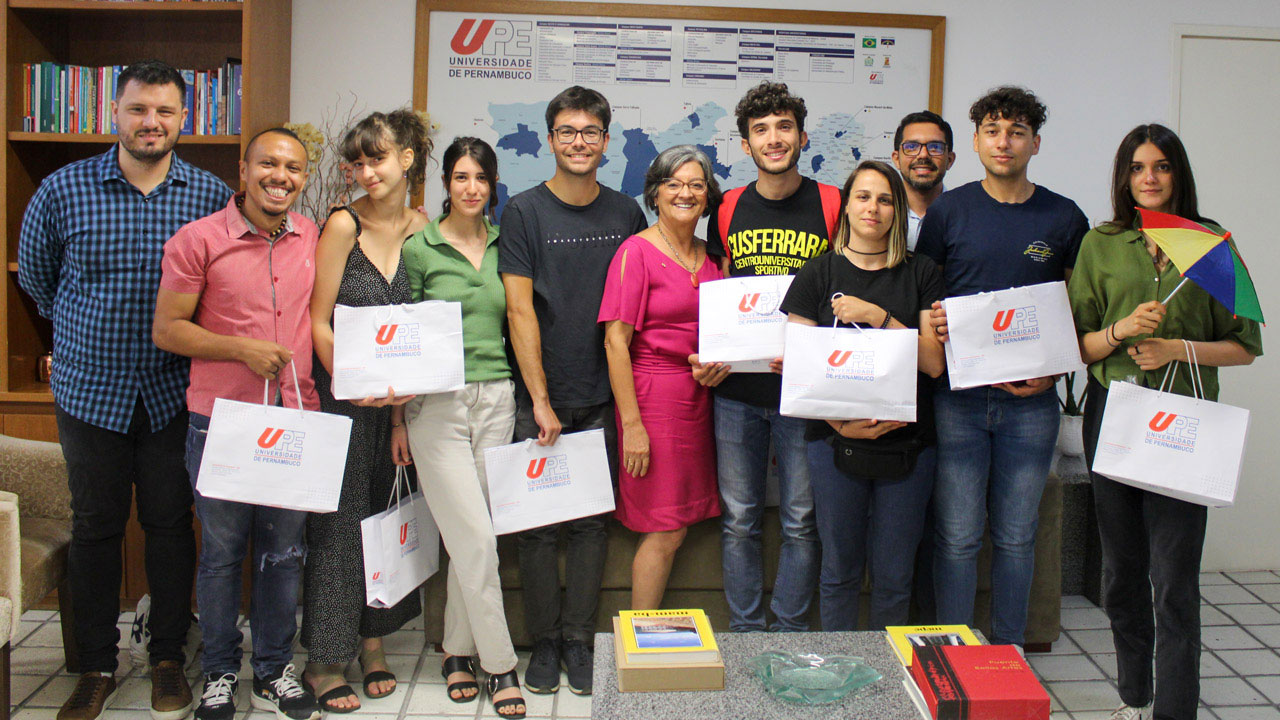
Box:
[306,674,360,714]
[362,669,397,699]
[441,655,478,703]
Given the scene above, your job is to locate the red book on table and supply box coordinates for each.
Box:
[909,644,1050,720]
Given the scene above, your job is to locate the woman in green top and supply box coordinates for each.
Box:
[1067,124,1261,720]
[392,137,526,719]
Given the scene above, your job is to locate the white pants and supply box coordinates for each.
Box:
[405,379,517,673]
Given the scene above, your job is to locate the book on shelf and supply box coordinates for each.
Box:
[886,624,982,668]
[611,617,724,693]
[617,608,720,665]
[909,644,1050,720]
[20,60,242,136]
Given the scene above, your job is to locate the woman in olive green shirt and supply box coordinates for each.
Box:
[1067,124,1261,720]
[392,137,526,719]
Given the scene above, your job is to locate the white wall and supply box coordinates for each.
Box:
[291,0,1280,569]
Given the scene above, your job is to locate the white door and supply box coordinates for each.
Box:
[1176,28,1280,570]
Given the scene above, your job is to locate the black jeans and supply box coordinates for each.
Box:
[512,400,615,644]
[55,396,195,672]
[1084,378,1205,720]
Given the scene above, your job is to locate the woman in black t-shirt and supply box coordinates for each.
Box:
[778,160,945,630]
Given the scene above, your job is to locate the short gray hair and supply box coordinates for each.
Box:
[642,144,723,216]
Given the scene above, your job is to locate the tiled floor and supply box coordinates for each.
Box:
[8,571,1280,719]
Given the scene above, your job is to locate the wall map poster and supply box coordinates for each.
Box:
[417,1,944,219]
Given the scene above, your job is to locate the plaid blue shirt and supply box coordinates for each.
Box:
[18,146,233,433]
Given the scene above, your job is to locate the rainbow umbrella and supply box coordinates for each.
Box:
[1138,207,1264,323]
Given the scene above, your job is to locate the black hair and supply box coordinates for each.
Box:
[440,136,500,218]
[243,126,305,163]
[1102,123,1204,233]
[544,86,611,133]
[968,86,1048,134]
[115,59,185,102]
[894,110,953,150]
[734,81,807,137]
[340,109,434,192]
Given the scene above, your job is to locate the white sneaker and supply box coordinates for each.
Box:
[129,594,203,670]
[1109,703,1153,720]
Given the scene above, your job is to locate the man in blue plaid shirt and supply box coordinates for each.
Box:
[17,59,232,720]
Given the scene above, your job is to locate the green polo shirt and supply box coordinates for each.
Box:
[1067,223,1262,401]
[402,216,510,383]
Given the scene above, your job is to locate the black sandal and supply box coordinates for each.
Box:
[486,669,527,719]
[441,655,478,703]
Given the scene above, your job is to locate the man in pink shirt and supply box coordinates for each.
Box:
[153,127,321,720]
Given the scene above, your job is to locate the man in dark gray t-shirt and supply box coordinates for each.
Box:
[498,85,646,698]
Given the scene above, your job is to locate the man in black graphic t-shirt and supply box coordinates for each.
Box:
[699,82,839,633]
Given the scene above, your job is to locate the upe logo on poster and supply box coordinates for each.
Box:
[374,323,423,359]
[991,306,1040,345]
[526,455,572,491]
[448,19,534,80]
[736,292,783,325]
[254,428,305,466]
[1144,411,1200,453]
[825,350,875,382]
[398,519,420,557]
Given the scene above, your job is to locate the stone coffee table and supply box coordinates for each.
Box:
[592,630,926,720]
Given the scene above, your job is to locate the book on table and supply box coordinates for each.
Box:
[909,644,1050,720]
[617,608,720,665]
[611,617,724,693]
[885,624,982,667]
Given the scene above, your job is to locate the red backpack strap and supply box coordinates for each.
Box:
[716,186,748,263]
[817,182,842,242]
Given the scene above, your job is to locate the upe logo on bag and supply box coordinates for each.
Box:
[525,455,572,491]
[374,323,423,359]
[253,428,305,467]
[735,291,783,325]
[991,306,1041,345]
[398,519,420,556]
[824,349,875,382]
[1144,411,1200,453]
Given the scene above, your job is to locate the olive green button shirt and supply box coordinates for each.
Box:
[401,216,510,383]
[1067,223,1263,401]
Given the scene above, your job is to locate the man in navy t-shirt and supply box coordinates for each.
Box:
[916,86,1087,647]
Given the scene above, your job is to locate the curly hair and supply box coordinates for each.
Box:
[968,86,1048,134]
[340,109,434,193]
[734,81,807,138]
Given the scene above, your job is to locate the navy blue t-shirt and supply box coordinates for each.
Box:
[915,181,1088,298]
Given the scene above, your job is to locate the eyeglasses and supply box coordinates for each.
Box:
[553,126,604,145]
[899,140,948,157]
[661,178,709,195]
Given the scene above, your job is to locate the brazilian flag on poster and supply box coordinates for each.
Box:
[862,38,877,48]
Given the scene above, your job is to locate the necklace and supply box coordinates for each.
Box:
[657,223,700,288]
[844,246,887,256]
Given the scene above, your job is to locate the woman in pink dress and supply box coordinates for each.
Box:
[600,145,726,609]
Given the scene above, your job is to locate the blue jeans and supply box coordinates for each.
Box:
[809,441,936,630]
[932,386,1058,645]
[186,412,309,679]
[715,396,819,631]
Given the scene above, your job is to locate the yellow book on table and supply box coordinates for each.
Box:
[617,608,720,665]
[885,624,981,667]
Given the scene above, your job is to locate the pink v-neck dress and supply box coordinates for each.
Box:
[598,235,722,532]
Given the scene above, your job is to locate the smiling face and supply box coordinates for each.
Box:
[973,114,1040,180]
[349,138,412,201]
[656,161,709,226]
[239,132,309,220]
[112,80,186,163]
[547,109,609,177]
[892,121,955,192]
[1128,142,1175,214]
[844,169,895,245]
[741,111,806,176]
[447,155,493,219]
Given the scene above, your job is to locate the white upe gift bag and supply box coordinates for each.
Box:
[779,318,919,422]
[362,467,441,608]
[331,301,465,400]
[698,275,794,373]
[483,429,615,535]
[1092,342,1250,507]
[943,280,1083,389]
[196,364,352,513]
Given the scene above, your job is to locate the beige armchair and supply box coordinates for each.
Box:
[0,434,76,695]
[2,489,19,720]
